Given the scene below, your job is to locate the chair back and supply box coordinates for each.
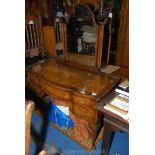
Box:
[25,100,47,155]
[25,16,45,58]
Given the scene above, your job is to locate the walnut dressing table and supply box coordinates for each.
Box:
[26,59,120,149]
[26,3,121,150]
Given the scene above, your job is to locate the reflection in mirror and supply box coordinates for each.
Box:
[54,17,64,59]
[67,4,96,66]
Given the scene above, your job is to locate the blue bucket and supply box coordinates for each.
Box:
[47,98,74,130]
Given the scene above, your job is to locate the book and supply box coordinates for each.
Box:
[116,92,129,100]
[115,80,129,97]
[104,103,129,121]
[109,96,129,112]
[115,87,129,97]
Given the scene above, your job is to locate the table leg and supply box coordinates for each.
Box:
[101,121,113,155]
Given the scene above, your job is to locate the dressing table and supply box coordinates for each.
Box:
[26,3,120,150]
[26,59,120,149]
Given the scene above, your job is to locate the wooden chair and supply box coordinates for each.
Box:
[25,16,45,58]
[25,100,47,155]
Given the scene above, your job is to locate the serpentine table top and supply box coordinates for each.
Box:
[26,59,120,102]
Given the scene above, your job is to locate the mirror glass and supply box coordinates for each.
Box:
[55,17,65,59]
[66,4,96,66]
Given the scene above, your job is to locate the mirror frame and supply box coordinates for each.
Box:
[61,3,104,71]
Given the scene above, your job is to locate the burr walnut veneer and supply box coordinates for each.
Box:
[26,59,120,149]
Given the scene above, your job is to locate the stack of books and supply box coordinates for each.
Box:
[115,80,129,98]
[104,80,129,121]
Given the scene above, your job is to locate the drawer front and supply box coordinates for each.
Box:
[73,94,96,108]
[73,104,95,121]
[40,81,70,100]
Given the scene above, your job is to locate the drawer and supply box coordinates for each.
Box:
[40,81,70,100]
[73,94,96,108]
[73,104,95,121]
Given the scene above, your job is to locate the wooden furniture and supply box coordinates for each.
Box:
[115,0,129,68]
[96,90,129,155]
[25,100,47,155]
[54,3,110,71]
[26,59,120,149]
[25,100,35,155]
[25,15,45,58]
[25,1,129,152]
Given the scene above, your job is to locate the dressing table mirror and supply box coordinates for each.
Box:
[65,3,105,70]
[54,3,107,70]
